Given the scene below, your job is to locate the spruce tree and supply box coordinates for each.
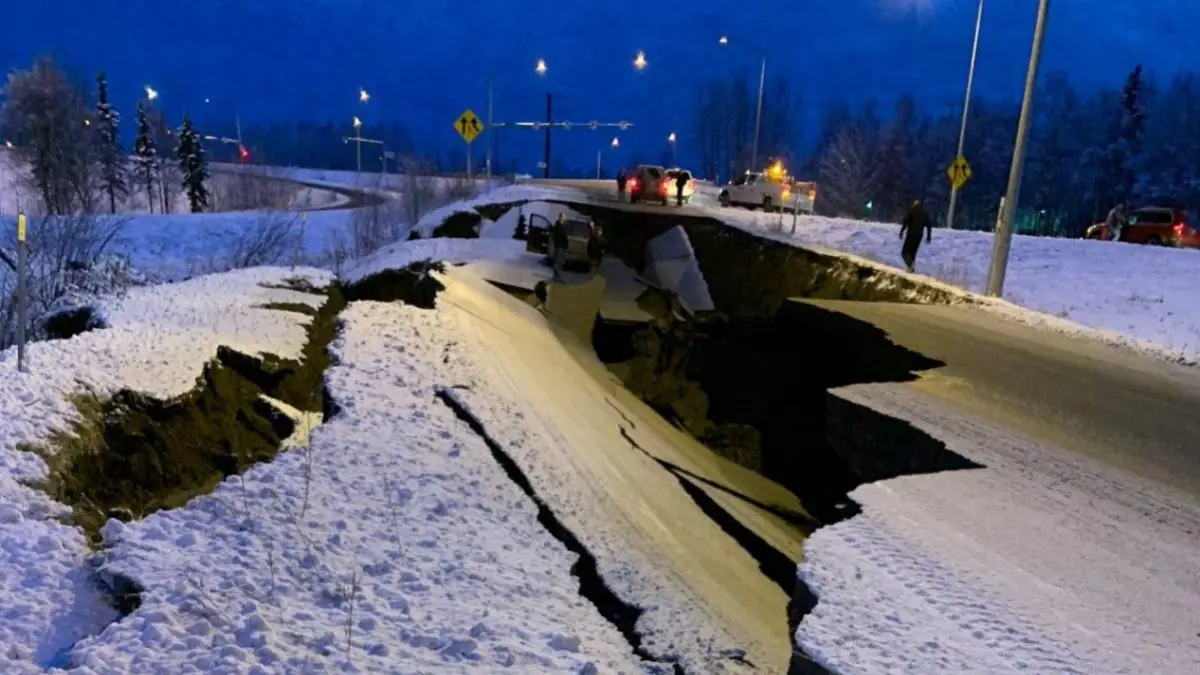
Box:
[95,71,128,214]
[176,114,209,213]
[132,101,158,212]
[1118,64,1146,202]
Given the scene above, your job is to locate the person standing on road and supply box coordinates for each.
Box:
[587,223,604,276]
[616,168,628,202]
[899,199,931,273]
[1105,202,1127,242]
[551,213,569,281]
[674,171,688,207]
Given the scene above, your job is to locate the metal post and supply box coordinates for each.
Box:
[946,0,984,230]
[751,55,766,170]
[466,137,473,180]
[486,77,494,182]
[596,149,602,179]
[16,211,28,373]
[543,93,552,179]
[986,0,1050,297]
[355,126,362,177]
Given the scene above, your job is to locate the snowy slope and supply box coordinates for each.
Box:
[724,211,1200,363]
[0,267,330,673]
[796,383,1200,675]
[68,299,646,674]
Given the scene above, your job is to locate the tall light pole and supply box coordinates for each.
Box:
[946,0,985,230]
[352,115,363,177]
[718,36,767,172]
[487,58,548,182]
[598,136,619,179]
[986,0,1051,297]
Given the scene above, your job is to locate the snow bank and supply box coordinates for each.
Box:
[0,266,330,673]
[796,383,1200,675]
[70,299,645,674]
[343,238,528,284]
[409,184,588,238]
[724,210,1200,363]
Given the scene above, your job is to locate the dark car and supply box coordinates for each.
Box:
[627,165,669,205]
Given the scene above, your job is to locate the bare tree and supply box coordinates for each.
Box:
[0,57,97,215]
[818,127,880,219]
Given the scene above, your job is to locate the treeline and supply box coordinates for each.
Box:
[1,57,211,215]
[691,65,1182,236]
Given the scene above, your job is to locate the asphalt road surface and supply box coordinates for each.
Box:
[800,299,1200,499]
[545,178,1200,499]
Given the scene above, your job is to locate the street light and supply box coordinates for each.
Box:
[946,0,985,231]
[987,0,1051,297]
[633,50,648,71]
[717,35,767,171]
[667,131,677,166]
[352,115,364,175]
[611,137,620,149]
[144,85,158,101]
[359,88,370,103]
[598,136,622,179]
[486,58,548,181]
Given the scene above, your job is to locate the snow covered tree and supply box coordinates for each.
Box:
[817,127,880,219]
[94,71,127,213]
[132,101,158,213]
[0,57,96,214]
[176,114,209,213]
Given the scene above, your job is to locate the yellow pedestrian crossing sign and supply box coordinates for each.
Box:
[946,155,972,190]
[454,109,484,144]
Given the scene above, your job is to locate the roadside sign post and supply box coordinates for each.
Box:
[791,193,801,234]
[454,109,484,180]
[16,211,28,373]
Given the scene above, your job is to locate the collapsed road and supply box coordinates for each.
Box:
[469,194,1200,673]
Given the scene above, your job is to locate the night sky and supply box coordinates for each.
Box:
[5,0,1198,171]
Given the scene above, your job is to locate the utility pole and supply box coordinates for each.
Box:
[946,0,984,231]
[543,93,552,179]
[986,0,1050,297]
[16,211,28,373]
[751,54,766,171]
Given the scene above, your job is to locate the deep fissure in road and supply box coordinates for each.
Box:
[534,202,987,672]
[434,388,686,674]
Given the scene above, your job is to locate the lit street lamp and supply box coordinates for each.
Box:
[612,136,620,148]
[359,87,370,104]
[486,58,548,181]
[352,115,364,175]
[145,85,159,101]
[633,50,648,71]
[987,0,1050,297]
[946,0,985,231]
[718,35,767,171]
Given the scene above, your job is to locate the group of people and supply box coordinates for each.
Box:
[549,213,605,281]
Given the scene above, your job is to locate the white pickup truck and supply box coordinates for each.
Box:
[718,172,817,214]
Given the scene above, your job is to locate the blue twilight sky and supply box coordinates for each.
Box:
[5,1,1200,172]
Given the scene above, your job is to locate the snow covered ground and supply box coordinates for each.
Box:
[724,210,1200,364]
[796,383,1200,675]
[0,267,331,673]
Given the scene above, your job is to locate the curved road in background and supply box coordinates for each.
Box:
[208,166,389,212]
[537,177,1200,500]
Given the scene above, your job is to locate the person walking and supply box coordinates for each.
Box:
[1105,202,1127,242]
[674,171,688,207]
[616,168,628,202]
[899,199,932,273]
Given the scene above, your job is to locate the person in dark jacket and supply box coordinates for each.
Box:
[616,169,628,201]
[551,213,569,280]
[586,223,604,275]
[674,171,688,207]
[899,199,932,273]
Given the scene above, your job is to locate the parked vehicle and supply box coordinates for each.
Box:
[718,161,815,213]
[665,168,697,204]
[1084,206,1200,247]
[547,215,599,269]
[627,165,670,205]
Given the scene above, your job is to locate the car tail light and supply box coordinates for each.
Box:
[808,187,817,200]
[628,178,639,191]
[658,180,668,194]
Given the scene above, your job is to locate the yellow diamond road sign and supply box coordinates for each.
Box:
[454,109,484,144]
[946,154,972,190]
